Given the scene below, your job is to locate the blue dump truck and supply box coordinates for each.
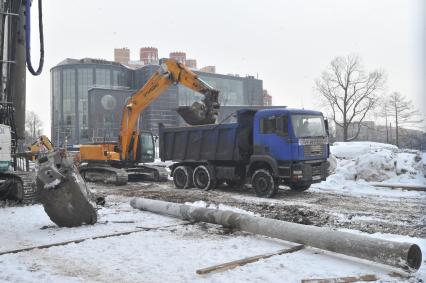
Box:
[159,108,329,198]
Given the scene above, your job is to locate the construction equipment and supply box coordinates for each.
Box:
[0,0,45,203]
[160,108,330,197]
[36,149,97,227]
[27,135,54,160]
[78,59,220,185]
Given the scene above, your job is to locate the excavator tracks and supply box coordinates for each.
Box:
[0,171,38,203]
[79,164,168,186]
[79,166,128,186]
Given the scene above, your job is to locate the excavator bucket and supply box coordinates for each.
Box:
[177,101,218,125]
[36,150,97,227]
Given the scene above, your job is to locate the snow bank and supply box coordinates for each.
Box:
[330,142,424,183]
[313,142,426,198]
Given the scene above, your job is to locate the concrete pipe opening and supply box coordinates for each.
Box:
[407,244,422,270]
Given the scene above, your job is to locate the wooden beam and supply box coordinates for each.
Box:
[0,222,189,256]
[196,244,304,275]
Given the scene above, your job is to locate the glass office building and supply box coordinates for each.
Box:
[51,58,132,145]
[51,59,263,145]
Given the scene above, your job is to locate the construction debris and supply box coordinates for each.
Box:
[130,198,422,271]
[196,244,304,274]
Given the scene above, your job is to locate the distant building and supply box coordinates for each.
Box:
[169,52,186,64]
[263,89,272,106]
[113,48,130,65]
[199,66,216,74]
[185,59,197,69]
[50,58,132,146]
[87,88,135,142]
[140,47,158,65]
[51,58,264,145]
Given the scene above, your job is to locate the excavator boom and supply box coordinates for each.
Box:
[119,59,220,160]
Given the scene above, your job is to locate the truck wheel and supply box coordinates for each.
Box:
[290,184,310,192]
[173,166,193,189]
[252,169,278,198]
[193,165,216,191]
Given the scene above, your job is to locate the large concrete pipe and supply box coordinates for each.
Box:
[130,198,422,271]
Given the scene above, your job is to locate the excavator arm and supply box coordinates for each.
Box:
[119,59,220,160]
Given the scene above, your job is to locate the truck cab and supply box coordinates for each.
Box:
[250,108,329,192]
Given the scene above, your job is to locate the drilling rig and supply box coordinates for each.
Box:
[0,0,43,202]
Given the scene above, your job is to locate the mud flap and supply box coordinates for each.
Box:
[37,150,98,227]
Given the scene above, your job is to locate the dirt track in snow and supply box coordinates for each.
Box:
[91,181,426,237]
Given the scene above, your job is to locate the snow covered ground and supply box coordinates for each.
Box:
[0,196,424,283]
[1,141,425,282]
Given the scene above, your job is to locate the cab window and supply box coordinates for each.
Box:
[260,115,288,136]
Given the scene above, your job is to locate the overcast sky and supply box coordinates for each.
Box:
[26,0,426,135]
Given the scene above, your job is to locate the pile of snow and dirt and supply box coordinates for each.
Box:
[329,142,424,183]
[313,142,426,197]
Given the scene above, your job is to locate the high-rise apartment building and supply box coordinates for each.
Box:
[113,48,130,65]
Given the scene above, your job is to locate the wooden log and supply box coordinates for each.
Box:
[301,274,378,283]
[196,244,304,275]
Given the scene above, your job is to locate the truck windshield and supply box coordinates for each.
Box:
[291,114,326,138]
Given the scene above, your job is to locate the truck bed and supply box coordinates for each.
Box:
[159,123,244,162]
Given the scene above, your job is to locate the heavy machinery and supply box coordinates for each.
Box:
[160,108,330,198]
[78,59,220,185]
[0,0,44,203]
[27,135,54,160]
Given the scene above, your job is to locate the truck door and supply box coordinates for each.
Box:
[258,115,291,160]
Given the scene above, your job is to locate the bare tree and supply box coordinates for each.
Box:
[315,54,385,141]
[387,92,422,147]
[25,111,43,142]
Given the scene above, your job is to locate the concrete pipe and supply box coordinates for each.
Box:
[130,198,422,271]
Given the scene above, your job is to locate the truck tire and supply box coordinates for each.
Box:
[251,169,278,198]
[290,184,310,192]
[193,165,216,191]
[173,166,193,189]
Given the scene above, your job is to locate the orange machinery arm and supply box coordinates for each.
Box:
[119,59,219,161]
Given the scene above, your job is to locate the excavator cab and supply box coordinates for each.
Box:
[138,131,155,163]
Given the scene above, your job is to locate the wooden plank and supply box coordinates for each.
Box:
[0,222,189,256]
[301,274,378,283]
[196,244,304,275]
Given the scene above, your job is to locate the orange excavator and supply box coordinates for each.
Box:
[78,59,220,185]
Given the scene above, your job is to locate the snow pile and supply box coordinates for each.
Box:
[330,142,424,183]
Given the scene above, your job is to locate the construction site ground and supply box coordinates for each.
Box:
[1,179,424,283]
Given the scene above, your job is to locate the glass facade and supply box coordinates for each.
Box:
[178,75,244,107]
[51,59,262,145]
[51,59,132,145]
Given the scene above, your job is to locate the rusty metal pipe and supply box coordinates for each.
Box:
[130,198,422,271]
